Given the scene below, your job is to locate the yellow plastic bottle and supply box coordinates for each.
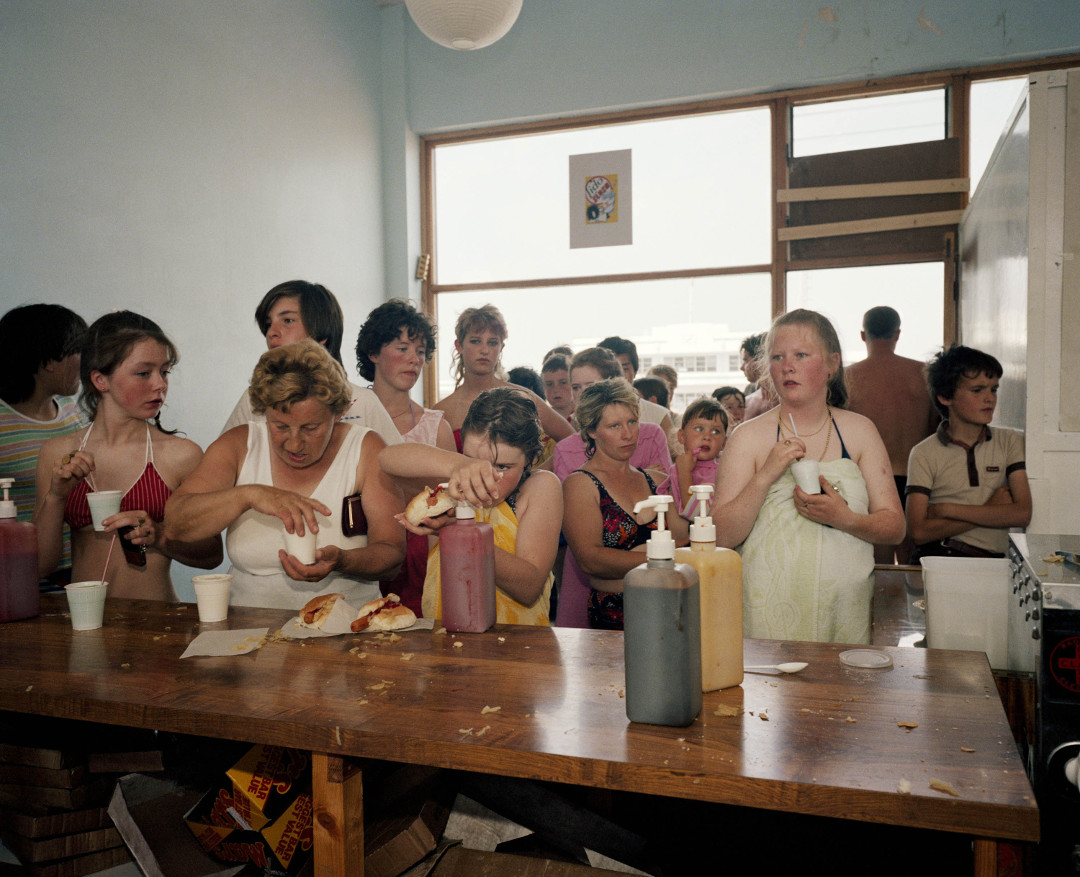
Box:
[674,484,743,691]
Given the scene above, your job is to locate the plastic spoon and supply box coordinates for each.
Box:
[744,662,808,674]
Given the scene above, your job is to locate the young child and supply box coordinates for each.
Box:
[906,345,1032,560]
[663,397,727,516]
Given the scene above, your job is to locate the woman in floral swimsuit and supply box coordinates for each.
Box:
[562,379,689,630]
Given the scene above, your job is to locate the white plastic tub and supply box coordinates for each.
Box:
[920,555,1010,669]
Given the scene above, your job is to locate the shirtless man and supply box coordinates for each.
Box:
[846,306,938,563]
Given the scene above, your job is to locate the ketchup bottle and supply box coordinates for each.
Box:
[0,477,40,622]
[439,501,496,633]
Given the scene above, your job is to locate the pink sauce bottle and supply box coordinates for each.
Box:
[439,501,496,633]
[0,477,40,622]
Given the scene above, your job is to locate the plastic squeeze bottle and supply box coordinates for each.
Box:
[439,500,496,633]
[623,494,702,727]
[0,477,39,623]
[675,484,743,691]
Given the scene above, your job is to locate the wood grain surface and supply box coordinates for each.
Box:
[0,596,1038,845]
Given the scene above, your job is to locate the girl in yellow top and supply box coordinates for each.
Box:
[379,386,562,626]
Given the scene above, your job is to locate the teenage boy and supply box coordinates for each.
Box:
[905,345,1031,560]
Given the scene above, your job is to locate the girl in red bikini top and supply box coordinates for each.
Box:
[34,312,221,601]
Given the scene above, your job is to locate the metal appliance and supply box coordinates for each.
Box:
[1009,533,1080,873]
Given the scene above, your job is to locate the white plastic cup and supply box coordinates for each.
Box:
[65,581,108,631]
[192,574,232,623]
[86,490,123,531]
[791,459,822,494]
[283,529,317,565]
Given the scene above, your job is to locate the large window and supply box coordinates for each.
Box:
[422,60,1071,409]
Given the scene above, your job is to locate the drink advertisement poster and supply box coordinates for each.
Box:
[569,149,632,249]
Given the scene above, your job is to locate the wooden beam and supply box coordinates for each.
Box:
[312,752,364,877]
[778,210,964,241]
[777,178,969,202]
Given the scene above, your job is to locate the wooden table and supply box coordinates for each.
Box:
[0,597,1038,876]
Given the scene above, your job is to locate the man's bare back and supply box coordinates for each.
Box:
[846,351,937,476]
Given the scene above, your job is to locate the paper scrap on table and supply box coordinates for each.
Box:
[180,628,270,658]
[278,597,434,639]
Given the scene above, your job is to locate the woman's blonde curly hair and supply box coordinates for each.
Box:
[248,339,352,417]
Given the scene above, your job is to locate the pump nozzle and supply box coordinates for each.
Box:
[632,495,676,560]
[0,478,15,519]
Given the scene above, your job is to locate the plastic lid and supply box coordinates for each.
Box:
[633,495,675,560]
[454,500,476,520]
[838,649,893,669]
[687,484,716,544]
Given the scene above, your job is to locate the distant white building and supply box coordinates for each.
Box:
[572,323,749,415]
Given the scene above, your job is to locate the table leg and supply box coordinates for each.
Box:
[312,752,364,877]
[972,838,997,877]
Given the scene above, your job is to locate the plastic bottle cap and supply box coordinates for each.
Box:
[632,495,676,560]
[0,478,15,519]
[454,500,476,520]
[687,484,716,544]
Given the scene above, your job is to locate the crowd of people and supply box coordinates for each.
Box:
[0,288,1030,646]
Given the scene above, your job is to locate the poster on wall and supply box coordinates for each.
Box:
[569,149,632,249]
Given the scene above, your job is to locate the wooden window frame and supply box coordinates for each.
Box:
[419,53,1080,404]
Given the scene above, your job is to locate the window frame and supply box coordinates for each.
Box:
[419,53,1080,404]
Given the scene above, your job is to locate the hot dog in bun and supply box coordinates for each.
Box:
[404,483,455,526]
[350,593,417,633]
[299,593,344,629]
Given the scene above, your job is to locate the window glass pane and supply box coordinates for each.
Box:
[786,263,945,366]
[434,274,772,408]
[791,90,945,158]
[969,77,1027,194]
[434,108,771,285]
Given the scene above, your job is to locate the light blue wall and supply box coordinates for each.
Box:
[0,0,390,600]
[392,0,1080,134]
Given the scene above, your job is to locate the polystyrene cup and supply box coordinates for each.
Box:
[791,459,822,494]
[65,581,108,630]
[192,574,231,623]
[86,490,123,531]
[283,529,317,565]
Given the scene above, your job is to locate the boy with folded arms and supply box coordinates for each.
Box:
[905,345,1032,560]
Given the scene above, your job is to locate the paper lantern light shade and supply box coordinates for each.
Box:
[404,0,523,51]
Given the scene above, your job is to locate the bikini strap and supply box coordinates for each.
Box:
[144,421,154,465]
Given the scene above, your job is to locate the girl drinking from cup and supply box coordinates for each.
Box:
[380,386,562,625]
[35,311,222,600]
[711,309,904,644]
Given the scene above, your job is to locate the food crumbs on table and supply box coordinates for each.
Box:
[498,636,506,643]
[453,641,463,648]
[481,705,501,714]
[434,627,447,635]
[367,680,394,691]
[25,686,31,692]
[459,728,473,736]
[961,747,976,753]
[401,653,415,661]
[929,778,960,797]
[845,717,857,723]
[897,721,918,731]
[713,704,742,717]
[1043,554,1064,563]
[387,633,402,643]
[476,725,491,737]
[153,635,162,641]
[759,711,769,721]
[121,663,131,669]
[164,627,171,631]
[358,699,368,705]
[897,779,911,794]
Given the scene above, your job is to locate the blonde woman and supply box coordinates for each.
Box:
[433,304,572,452]
[165,340,404,609]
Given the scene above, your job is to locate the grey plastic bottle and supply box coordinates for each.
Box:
[622,495,702,727]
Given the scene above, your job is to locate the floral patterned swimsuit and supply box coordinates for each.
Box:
[573,468,657,630]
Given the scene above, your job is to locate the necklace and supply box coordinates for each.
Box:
[817,412,833,461]
[778,407,830,439]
